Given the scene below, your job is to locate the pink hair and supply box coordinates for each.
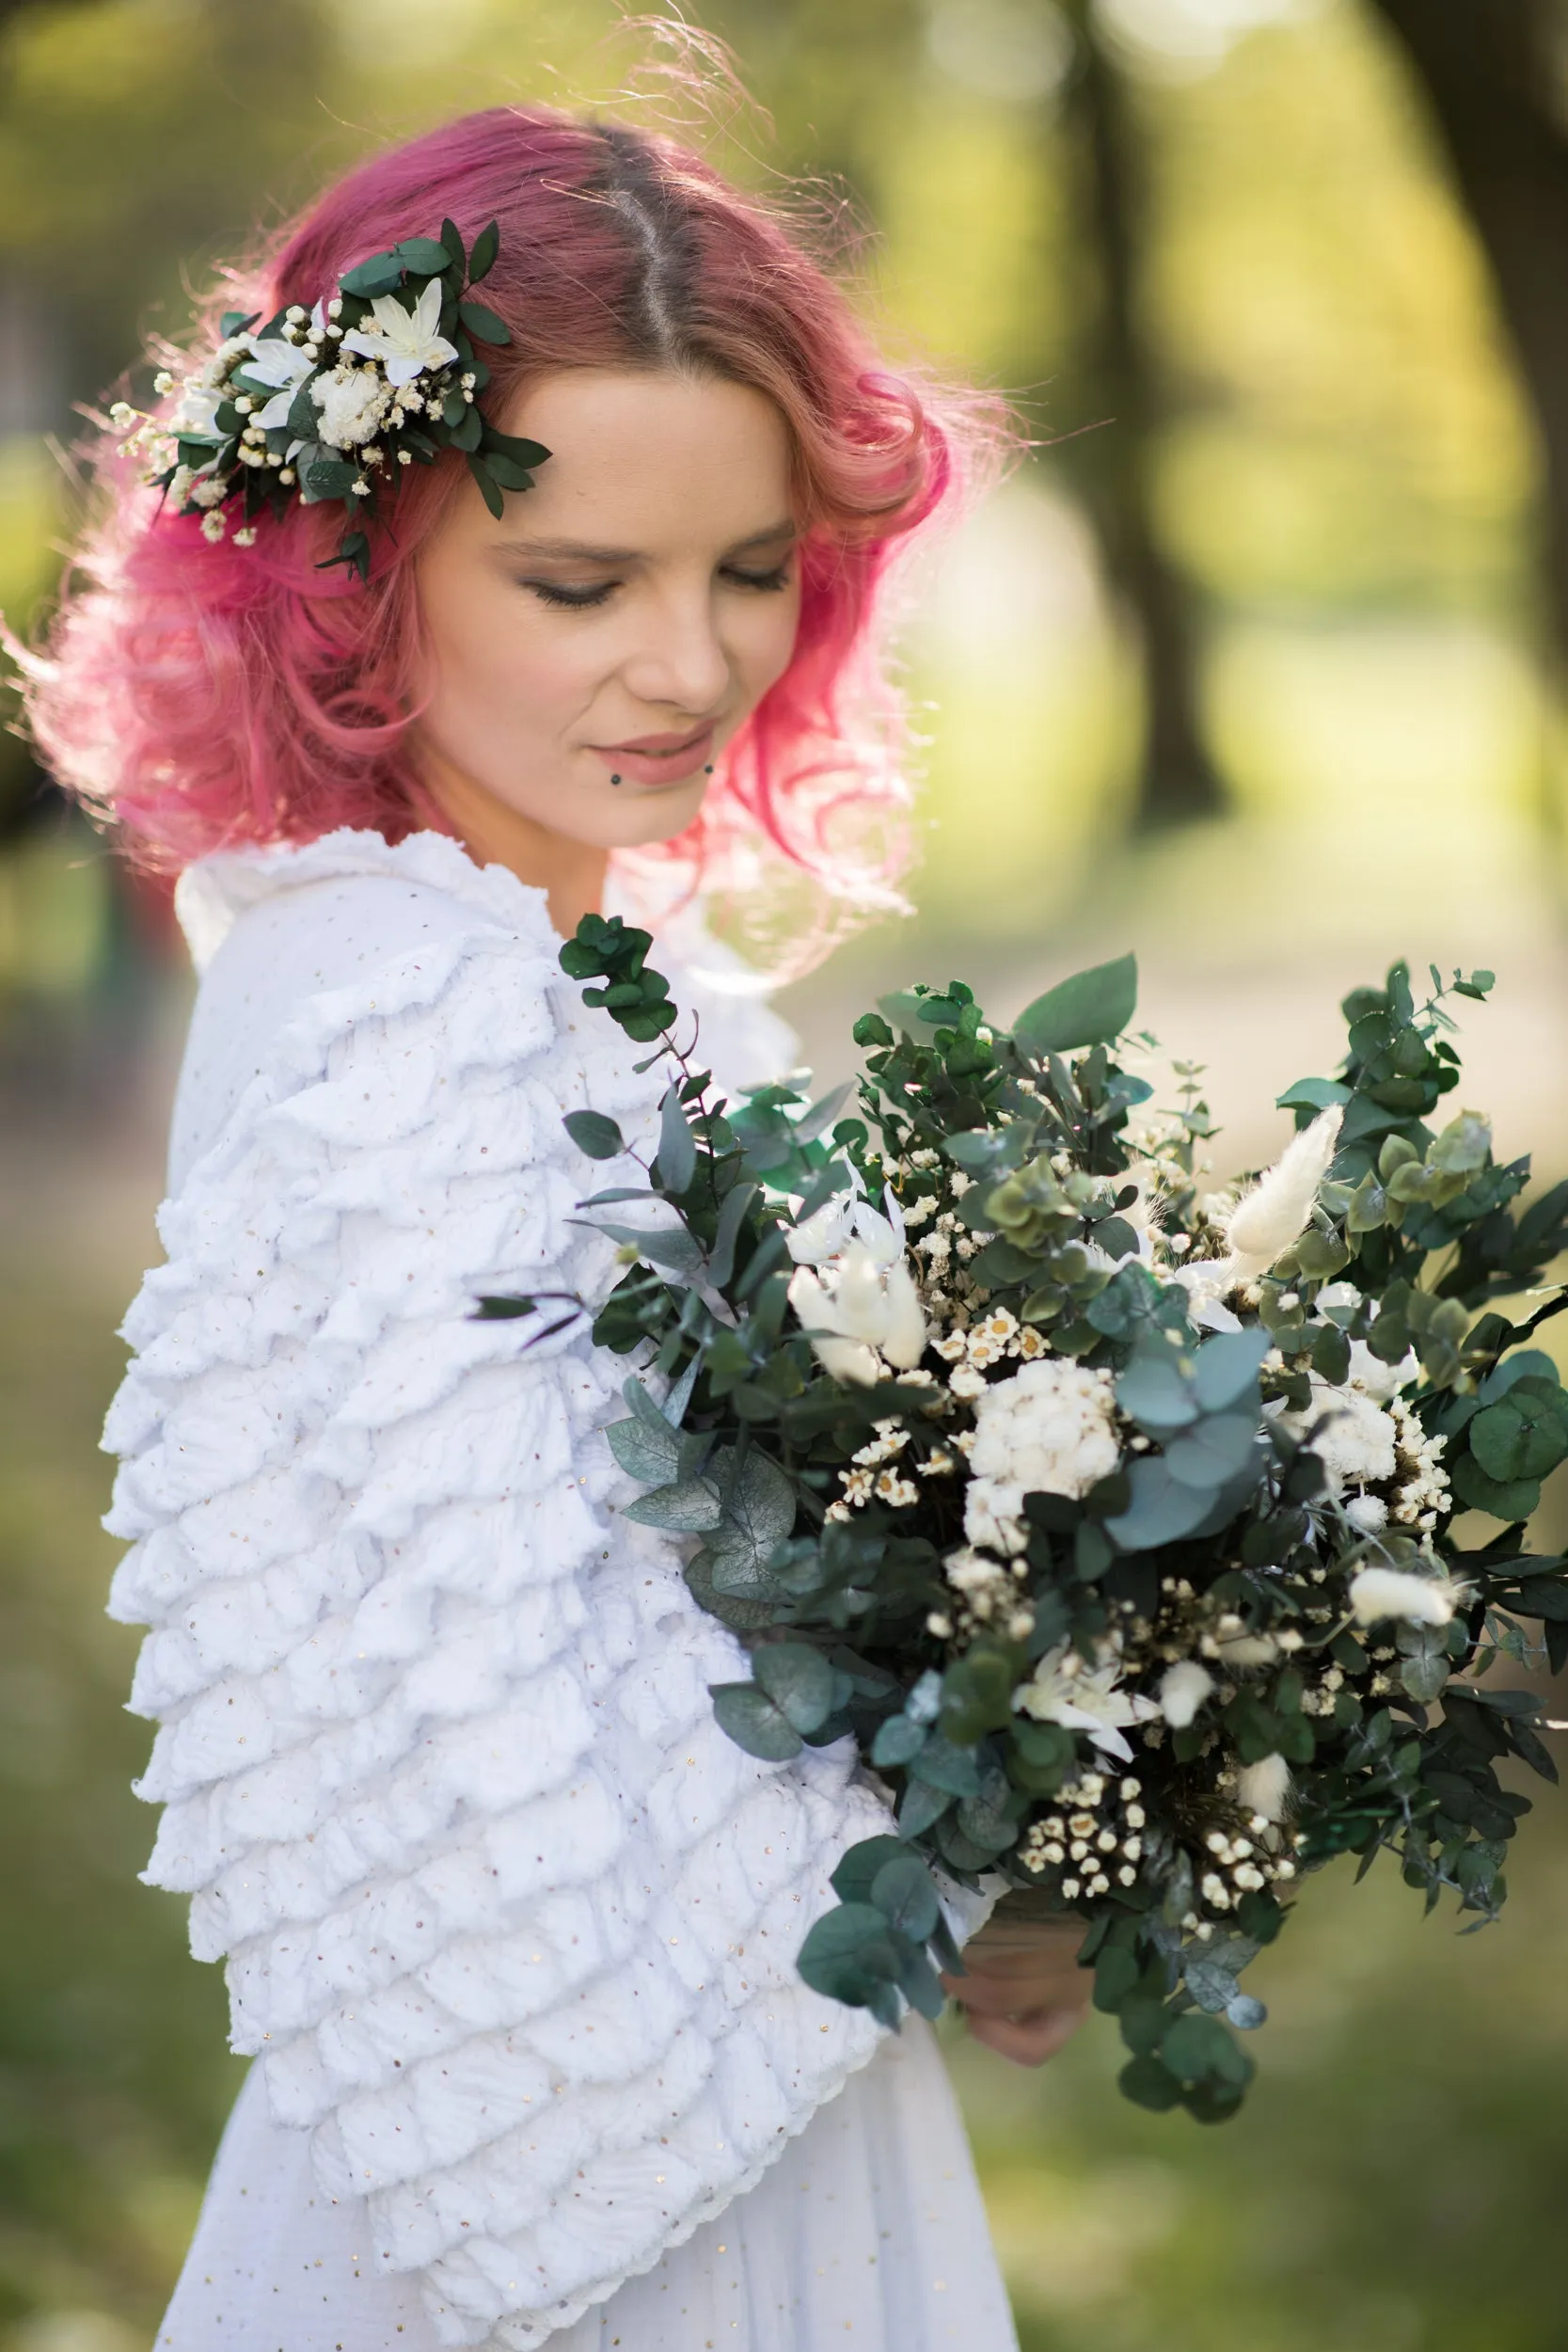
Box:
[17,103,1008,963]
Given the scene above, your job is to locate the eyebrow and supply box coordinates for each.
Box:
[493,520,799,564]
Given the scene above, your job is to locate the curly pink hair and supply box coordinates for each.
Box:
[17,104,1006,955]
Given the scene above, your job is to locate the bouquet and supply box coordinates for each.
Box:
[485,926,1568,2122]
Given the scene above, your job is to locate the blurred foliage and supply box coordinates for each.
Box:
[943,1783,1568,2352]
[1,2,1567,2345]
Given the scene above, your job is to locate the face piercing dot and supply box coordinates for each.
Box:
[610,772,622,786]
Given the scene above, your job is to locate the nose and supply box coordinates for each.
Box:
[620,580,732,719]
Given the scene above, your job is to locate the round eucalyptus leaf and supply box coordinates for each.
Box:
[871,1713,927,1769]
[798,1902,904,2009]
[1162,2010,1247,2087]
[752,1642,837,1732]
[1471,1393,1568,1484]
[709,1681,801,1761]
[870,1853,941,1942]
[1118,2054,1183,2111]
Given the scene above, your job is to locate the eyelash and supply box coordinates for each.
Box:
[524,562,794,612]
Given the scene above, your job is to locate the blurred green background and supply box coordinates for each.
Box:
[5,2,1568,2347]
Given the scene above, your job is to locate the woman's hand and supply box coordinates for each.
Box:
[940,1908,1091,2068]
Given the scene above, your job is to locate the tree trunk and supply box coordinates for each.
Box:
[1060,9,1225,827]
[1365,0,1568,667]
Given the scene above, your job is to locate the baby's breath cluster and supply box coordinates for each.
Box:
[1021,1771,1146,1900]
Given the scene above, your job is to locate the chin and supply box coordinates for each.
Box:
[594,781,712,850]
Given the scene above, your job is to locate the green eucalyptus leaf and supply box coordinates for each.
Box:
[752,1643,837,1733]
[562,1109,626,1161]
[869,1853,942,1942]
[394,235,457,276]
[465,452,503,517]
[1164,1411,1259,1490]
[1471,1392,1568,1484]
[1162,2011,1249,2088]
[1276,1077,1351,1114]
[1193,1336,1271,1415]
[467,218,500,282]
[483,450,540,491]
[1013,953,1138,1056]
[1479,1350,1561,1403]
[605,1415,680,1486]
[1116,1352,1198,1435]
[339,250,406,297]
[830,1836,911,1906]
[710,1681,801,1761]
[897,1776,954,1838]
[911,1732,983,1797]
[1450,1454,1542,1523]
[1105,1457,1222,1551]
[483,426,552,470]
[656,1083,697,1195]
[872,1712,928,1769]
[797,1903,905,2009]
[590,1221,705,1277]
[621,1476,722,1533]
[1118,2055,1184,2110]
[705,1446,798,1596]
[459,297,512,344]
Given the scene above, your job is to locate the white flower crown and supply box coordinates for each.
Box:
[114,218,547,580]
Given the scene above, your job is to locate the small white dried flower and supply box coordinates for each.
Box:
[1235,1754,1291,1822]
[1158,1661,1213,1729]
[1348,1565,1465,1628]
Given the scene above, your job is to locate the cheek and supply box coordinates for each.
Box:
[419,567,592,743]
[734,588,803,705]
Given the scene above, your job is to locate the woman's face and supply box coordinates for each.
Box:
[409,367,802,850]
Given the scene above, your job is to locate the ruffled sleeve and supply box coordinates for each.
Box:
[102,834,955,2349]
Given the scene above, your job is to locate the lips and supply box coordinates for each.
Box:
[588,723,717,788]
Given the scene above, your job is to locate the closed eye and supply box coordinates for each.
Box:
[520,557,794,612]
[523,578,618,610]
[722,561,793,593]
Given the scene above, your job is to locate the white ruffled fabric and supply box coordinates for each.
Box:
[105,830,1005,2350]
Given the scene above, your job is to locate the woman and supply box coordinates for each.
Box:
[22,103,1087,2352]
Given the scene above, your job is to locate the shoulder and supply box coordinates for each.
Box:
[166,830,563,1193]
[175,825,546,976]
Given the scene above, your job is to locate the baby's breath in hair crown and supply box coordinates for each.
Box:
[114,218,549,581]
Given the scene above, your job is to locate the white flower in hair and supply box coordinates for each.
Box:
[341,276,460,386]
[243,309,324,429]
[171,379,225,437]
[311,367,392,450]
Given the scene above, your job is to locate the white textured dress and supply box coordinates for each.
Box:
[102,828,1020,2352]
